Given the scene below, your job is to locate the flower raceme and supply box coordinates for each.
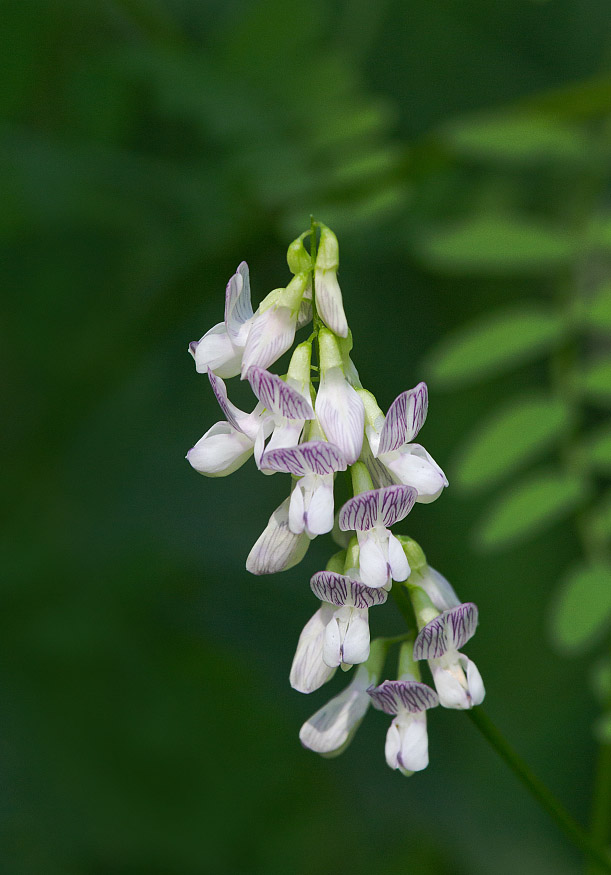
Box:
[186,221,484,776]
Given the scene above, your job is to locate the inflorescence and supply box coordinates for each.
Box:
[186,221,484,776]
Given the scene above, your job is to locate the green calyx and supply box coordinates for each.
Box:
[406,583,439,630]
[326,550,346,574]
[350,461,374,496]
[396,535,428,576]
[397,637,421,682]
[287,231,313,275]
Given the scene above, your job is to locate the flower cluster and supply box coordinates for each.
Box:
[187,222,484,776]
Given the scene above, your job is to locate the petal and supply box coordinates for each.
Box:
[310,571,388,608]
[378,383,428,455]
[323,616,342,668]
[384,445,447,503]
[314,268,348,338]
[241,306,296,377]
[224,261,253,342]
[430,661,472,709]
[296,282,313,330]
[463,655,485,706]
[247,367,314,421]
[315,367,364,465]
[299,668,371,756]
[384,720,402,770]
[207,368,255,436]
[416,566,460,612]
[413,603,479,660]
[388,532,410,582]
[288,483,306,535]
[397,712,429,773]
[339,485,416,531]
[246,497,310,575]
[305,479,335,537]
[361,431,395,488]
[186,422,253,477]
[341,611,370,665]
[358,532,390,589]
[263,441,346,476]
[368,679,439,715]
[263,422,304,458]
[190,323,242,378]
[290,605,337,693]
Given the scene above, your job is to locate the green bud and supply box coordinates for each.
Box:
[326,550,346,574]
[287,232,313,275]
[397,638,420,682]
[258,287,284,313]
[350,461,374,496]
[316,224,339,270]
[344,535,360,573]
[317,327,343,372]
[287,341,312,385]
[357,389,384,428]
[283,271,309,312]
[407,583,439,630]
[396,535,428,576]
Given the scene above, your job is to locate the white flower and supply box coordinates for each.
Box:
[246,496,310,576]
[290,572,388,693]
[368,679,439,775]
[299,639,386,757]
[364,383,448,503]
[261,441,347,538]
[413,602,485,709]
[338,484,417,588]
[186,367,313,477]
[315,328,364,465]
[314,224,348,338]
[189,262,254,378]
[189,263,309,380]
[309,570,388,668]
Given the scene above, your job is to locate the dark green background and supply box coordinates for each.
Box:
[3,1,609,872]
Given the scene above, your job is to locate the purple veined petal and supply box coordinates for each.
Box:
[246,497,310,575]
[247,367,314,421]
[263,440,346,476]
[378,382,428,456]
[314,268,348,338]
[415,566,461,613]
[384,444,448,504]
[315,367,364,465]
[190,323,243,378]
[339,485,417,531]
[240,306,297,377]
[310,571,389,608]
[225,261,254,342]
[186,421,253,477]
[368,679,439,715]
[207,368,250,433]
[360,434,395,489]
[413,603,479,660]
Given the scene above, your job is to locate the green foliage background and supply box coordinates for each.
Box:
[4,1,611,872]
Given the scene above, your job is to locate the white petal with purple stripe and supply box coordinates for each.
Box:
[246,497,310,575]
[377,383,428,456]
[315,367,364,466]
[339,484,417,532]
[224,261,253,342]
[413,603,479,660]
[310,571,388,608]
[247,367,314,421]
[368,679,439,715]
[262,441,346,476]
[240,306,297,378]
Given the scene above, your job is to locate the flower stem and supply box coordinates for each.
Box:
[466,707,611,873]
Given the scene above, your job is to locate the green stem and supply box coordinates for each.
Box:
[467,708,611,873]
[587,737,611,875]
[391,584,416,631]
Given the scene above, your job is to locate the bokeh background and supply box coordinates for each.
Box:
[4,1,611,872]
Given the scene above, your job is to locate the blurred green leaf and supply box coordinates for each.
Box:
[453,394,571,491]
[587,219,611,252]
[581,282,611,331]
[416,214,577,274]
[578,358,611,405]
[583,424,611,472]
[594,711,611,743]
[439,113,591,166]
[549,562,611,653]
[589,490,611,543]
[423,306,565,389]
[590,659,611,704]
[475,469,587,550]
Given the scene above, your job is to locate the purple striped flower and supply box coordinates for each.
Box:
[365,383,448,503]
[368,678,438,776]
